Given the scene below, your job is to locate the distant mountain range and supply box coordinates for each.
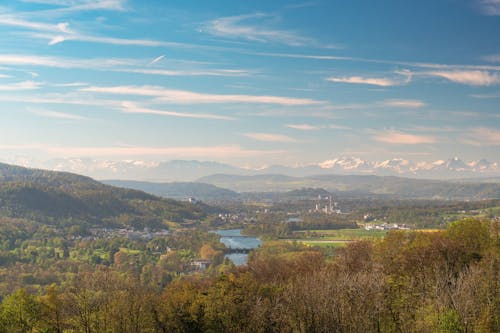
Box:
[1,160,496,208]
[25,156,500,181]
[197,174,500,200]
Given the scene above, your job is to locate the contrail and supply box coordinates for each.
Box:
[150,55,165,65]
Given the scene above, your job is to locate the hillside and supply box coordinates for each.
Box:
[0,163,206,229]
[197,174,500,200]
[102,180,239,202]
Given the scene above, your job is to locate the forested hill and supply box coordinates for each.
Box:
[103,180,239,202]
[0,162,206,229]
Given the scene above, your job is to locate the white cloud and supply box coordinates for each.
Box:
[286,124,320,131]
[0,93,120,107]
[0,12,187,47]
[150,55,165,65]
[428,70,500,86]
[326,76,399,87]
[478,0,500,15]
[0,143,282,159]
[29,109,86,120]
[0,54,135,69]
[286,123,351,131]
[49,35,66,45]
[0,54,251,78]
[52,82,88,87]
[120,102,234,121]
[0,14,70,33]
[381,99,426,108]
[19,0,126,13]
[123,68,252,77]
[482,54,500,62]
[82,85,323,106]
[206,13,319,47]
[328,124,351,130]
[0,81,41,91]
[372,130,436,145]
[462,127,500,146]
[243,132,296,142]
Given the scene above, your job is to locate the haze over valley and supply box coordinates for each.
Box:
[0,1,498,332]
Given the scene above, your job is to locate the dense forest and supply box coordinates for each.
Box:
[0,163,498,332]
[0,218,497,332]
[0,163,207,230]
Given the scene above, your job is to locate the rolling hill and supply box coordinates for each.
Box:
[0,162,207,229]
[102,180,240,202]
[197,174,500,200]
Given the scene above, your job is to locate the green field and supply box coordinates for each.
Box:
[286,228,389,248]
[293,228,388,240]
[301,241,348,248]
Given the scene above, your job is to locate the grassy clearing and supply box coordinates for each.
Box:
[293,228,388,241]
[301,241,348,248]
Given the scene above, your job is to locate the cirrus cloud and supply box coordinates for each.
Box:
[82,85,323,106]
[428,70,500,86]
[243,132,296,142]
[372,130,436,145]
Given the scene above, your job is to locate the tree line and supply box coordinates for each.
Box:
[0,218,497,332]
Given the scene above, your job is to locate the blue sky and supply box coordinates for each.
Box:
[0,0,499,168]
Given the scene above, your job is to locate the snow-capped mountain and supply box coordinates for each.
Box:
[5,156,499,181]
[318,156,498,179]
[319,157,372,171]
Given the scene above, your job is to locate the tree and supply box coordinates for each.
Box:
[0,288,41,333]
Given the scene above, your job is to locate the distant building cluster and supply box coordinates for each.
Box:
[311,195,342,214]
[84,227,169,240]
[190,259,212,271]
[217,213,241,222]
[364,223,410,231]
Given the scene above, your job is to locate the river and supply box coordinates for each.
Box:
[213,229,262,266]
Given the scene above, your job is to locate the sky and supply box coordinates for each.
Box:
[0,0,499,169]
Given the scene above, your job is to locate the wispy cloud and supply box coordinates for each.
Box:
[0,54,249,78]
[470,92,500,99]
[326,71,412,87]
[285,2,319,9]
[428,70,500,86]
[29,31,188,47]
[19,0,127,13]
[372,130,436,145]
[0,143,283,158]
[0,54,135,69]
[120,102,234,121]
[243,132,296,142]
[29,108,86,120]
[52,82,88,87]
[0,11,188,47]
[0,80,41,91]
[251,51,500,81]
[122,68,252,77]
[0,14,70,33]
[326,76,398,87]
[0,92,121,108]
[478,0,500,15]
[286,124,320,131]
[150,55,165,65]
[82,85,324,106]
[205,13,332,47]
[482,54,500,62]
[462,127,500,146]
[286,123,351,131]
[381,99,426,108]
